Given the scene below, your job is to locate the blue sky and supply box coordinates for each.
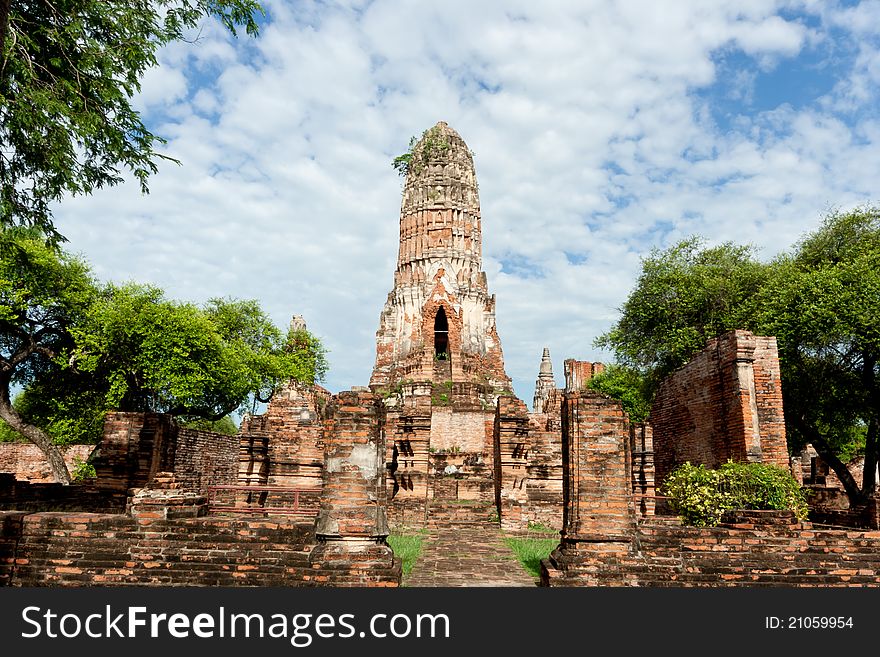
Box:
[54,0,880,407]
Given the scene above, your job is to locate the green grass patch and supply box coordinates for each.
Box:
[387,531,426,578]
[503,536,558,579]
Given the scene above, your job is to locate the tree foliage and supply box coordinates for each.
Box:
[595,238,767,390]
[179,414,238,435]
[757,207,880,504]
[598,207,880,507]
[0,0,263,241]
[70,286,328,421]
[0,232,327,481]
[587,364,651,423]
[0,228,96,480]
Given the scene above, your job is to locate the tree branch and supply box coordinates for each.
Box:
[792,414,863,504]
[0,0,9,75]
[0,372,71,484]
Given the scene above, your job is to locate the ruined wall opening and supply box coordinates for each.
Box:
[434,307,449,360]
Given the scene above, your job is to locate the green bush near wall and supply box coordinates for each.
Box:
[661,461,809,527]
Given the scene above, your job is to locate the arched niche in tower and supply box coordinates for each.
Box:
[434,307,449,360]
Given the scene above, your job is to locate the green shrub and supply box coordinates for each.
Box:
[661,461,809,527]
[72,457,97,482]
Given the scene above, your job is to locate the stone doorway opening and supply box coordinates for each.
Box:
[434,307,449,360]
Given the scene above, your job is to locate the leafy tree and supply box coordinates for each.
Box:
[757,207,880,505]
[72,284,328,421]
[587,364,651,423]
[0,0,263,242]
[595,238,767,392]
[203,297,328,410]
[179,414,238,435]
[598,208,880,508]
[0,233,328,482]
[0,229,96,482]
[10,369,107,444]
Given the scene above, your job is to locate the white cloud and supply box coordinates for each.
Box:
[52,0,880,404]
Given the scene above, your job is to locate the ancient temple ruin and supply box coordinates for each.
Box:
[5,121,880,589]
[370,122,510,391]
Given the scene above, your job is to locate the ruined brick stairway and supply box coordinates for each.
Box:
[402,501,539,587]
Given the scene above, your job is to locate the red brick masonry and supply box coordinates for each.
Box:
[0,510,398,587]
[651,330,788,489]
[543,511,880,586]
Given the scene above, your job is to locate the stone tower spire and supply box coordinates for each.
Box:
[533,347,556,412]
[370,122,510,390]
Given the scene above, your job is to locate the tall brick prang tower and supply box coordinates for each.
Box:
[370,122,511,391]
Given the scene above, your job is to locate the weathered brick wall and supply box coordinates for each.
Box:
[0,511,24,586]
[430,408,488,452]
[94,412,236,494]
[0,393,406,588]
[808,496,880,529]
[174,428,238,492]
[0,444,95,483]
[1,510,398,587]
[94,412,171,491]
[563,360,604,392]
[238,383,330,490]
[541,371,880,587]
[542,511,880,586]
[494,396,564,530]
[751,337,788,466]
[651,330,789,489]
[0,474,126,513]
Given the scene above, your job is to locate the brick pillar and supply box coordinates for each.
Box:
[718,331,764,463]
[493,395,530,529]
[385,384,433,527]
[542,391,636,586]
[94,412,176,492]
[310,391,400,585]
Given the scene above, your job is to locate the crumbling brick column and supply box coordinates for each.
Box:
[94,412,175,492]
[542,391,636,586]
[310,390,400,585]
[493,395,530,524]
[650,330,788,490]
